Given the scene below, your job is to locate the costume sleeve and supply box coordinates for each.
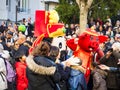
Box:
[66,39,77,51]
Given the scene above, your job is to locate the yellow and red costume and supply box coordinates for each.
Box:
[34,10,65,37]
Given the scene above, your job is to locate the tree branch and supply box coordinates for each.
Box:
[89,0,104,10]
[86,0,93,9]
[76,0,81,8]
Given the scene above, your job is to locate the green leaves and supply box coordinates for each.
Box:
[55,0,79,24]
[90,0,120,20]
[56,0,120,24]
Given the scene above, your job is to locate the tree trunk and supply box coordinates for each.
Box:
[76,0,93,34]
[80,3,88,34]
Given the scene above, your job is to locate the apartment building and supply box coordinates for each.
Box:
[0,0,59,22]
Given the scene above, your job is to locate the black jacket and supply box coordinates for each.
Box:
[100,51,120,89]
[26,55,61,90]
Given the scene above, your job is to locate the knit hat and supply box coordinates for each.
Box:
[0,43,10,59]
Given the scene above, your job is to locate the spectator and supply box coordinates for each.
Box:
[97,25,106,35]
[22,18,26,25]
[103,36,112,54]
[10,40,20,63]
[5,30,14,50]
[113,34,120,43]
[99,63,120,73]
[17,34,29,56]
[15,51,28,90]
[88,17,95,28]
[99,62,120,90]
[106,16,112,25]
[65,24,72,36]
[26,40,61,90]
[68,57,87,90]
[26,17,34,37]
[100,48,120,90]
[106,26,114,39]
[0,43,8,90]
[91,62,107,90]
[0,21,6,34]
[49,46,71,90]
[113,20,120,35]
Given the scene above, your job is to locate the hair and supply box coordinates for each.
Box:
[49,46,59,59]
[14,51,25,62]
[31,41,51,56]
[92,62,99,69]
[108,48,113,52]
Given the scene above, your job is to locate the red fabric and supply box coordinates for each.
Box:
[74,47,92,83]
[94,49,104,64]
[15,62,28,90]
[34,10,47,37]
[29,34,44,54]
[99,35,108,43]
[66,39,77,51]
[34,10,64,37]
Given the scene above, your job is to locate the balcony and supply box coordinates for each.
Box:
[44,0,59,3]
[17,7,30,13]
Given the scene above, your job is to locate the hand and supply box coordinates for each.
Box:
[6,42,12,47]
[74,38,79,44]
[65,56,81,66]
[98,64,110,70]
[117,59,120,64]
[106,51,112,58]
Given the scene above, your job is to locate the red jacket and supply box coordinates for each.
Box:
[15,62,28,90]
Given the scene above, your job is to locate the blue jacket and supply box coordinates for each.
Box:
[68,69,87,90]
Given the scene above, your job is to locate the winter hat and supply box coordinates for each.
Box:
[112,42,120,51]
[14,50,25,59]
[0,43,10,59]
[2,50,10,59]
[115,34,120,39]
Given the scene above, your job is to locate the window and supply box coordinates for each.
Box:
[45,2,49,11]
[6,0,9,6]
[6,0,11,11]
[17,0,29,12]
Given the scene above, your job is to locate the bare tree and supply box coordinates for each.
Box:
[76,0,93,34]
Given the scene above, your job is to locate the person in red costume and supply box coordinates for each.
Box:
[66,28,108,83]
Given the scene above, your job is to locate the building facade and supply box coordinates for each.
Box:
[0,0,59,22]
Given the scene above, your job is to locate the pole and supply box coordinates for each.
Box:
[15,5,17,23]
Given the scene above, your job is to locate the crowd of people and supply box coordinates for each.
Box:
[0,16,120,90]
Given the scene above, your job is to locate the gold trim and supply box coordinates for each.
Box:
[84,31,98,36]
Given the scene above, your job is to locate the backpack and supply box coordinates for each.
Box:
[0,55,16,82]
